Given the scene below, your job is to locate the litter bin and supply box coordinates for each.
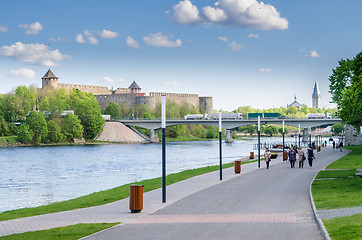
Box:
[250,152,254,159]
[234,160,241,174]
[284,151,288,161]
[129,185,144,213]
[318,146,321,152]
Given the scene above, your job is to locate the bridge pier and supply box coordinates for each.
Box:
[302,128,309,143]
[225,129,234,143]
[150,129,159,143]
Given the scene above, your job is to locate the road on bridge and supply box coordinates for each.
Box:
[85,147,348,240]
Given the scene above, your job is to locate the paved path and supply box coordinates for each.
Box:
[0,148,349,239]
[83,148,348,240]
[317,207,362,219]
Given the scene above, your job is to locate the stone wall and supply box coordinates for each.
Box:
[345,125,362,146]
[96,94,139,109]
[150,92,200,109]
[199,97,213,114]
[58,83,111,95]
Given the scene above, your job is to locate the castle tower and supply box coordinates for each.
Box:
[312,81,321,109]
[42,69,58,88]
[128,81,141,93]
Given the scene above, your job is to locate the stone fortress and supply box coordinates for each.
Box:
[41,69,213,114]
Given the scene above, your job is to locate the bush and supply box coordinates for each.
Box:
[17,123,32,144]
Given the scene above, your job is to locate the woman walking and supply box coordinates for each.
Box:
[307,146,315,168]
[264,148,271,169]
[288,147,296,168]
[298,147,305,168]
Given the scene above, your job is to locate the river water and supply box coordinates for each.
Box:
[0,136,334,213]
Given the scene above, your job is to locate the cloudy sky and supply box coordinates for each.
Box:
[0,0,361,111]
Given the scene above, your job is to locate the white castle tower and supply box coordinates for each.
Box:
[312,81,321,109]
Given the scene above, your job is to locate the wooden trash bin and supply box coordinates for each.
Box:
[318,146,321,152]
[234,160,241,174]
[284,151,288,160]
[250,152,254,159]
[129,185,144,213]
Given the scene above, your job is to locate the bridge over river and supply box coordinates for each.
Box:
[117,118,342,143]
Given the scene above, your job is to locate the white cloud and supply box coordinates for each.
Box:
[49,36,69,42]
[217,36,228,42]
[75,34,86,44]
[126,36,141,49]
[0,25,8,32]
[170,0,288,30]
[19,22,43,35]
[0,42,69,67]
[8,68,35,79]
[75,30,99,44]
[227,41,244,51]
[172,0,201,24]
[163,81,180,87]
[143,32,182,47]
[104,77,127,83]
[99,29,119,39]
[248,33,259,39]
[258,68,272,72]
[305,50,320,58]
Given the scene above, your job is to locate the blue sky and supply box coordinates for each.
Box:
[0,0,361,111]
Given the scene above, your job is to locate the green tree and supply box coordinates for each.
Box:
[16,123,32,144]
[331,123,345,135]
[25,111,48,144]
[206,127,218,138]
[47,120,63,143]
[104,102,121,120]
[264,125,278,136]
[63,115,84,141]
[166,125,186,138]
[329,51,362,130]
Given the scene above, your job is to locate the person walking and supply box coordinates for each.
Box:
[298,147,305,168]
[332,141,335,149]
[264,148,271,169]
[339,141,343,152]
[307,146,315,168]
[288,146,296,168]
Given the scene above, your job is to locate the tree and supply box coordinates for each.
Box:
[331,123,345,135]
[16,123,32,144]
[63,115,84,141]
[264,125,278,136]
[329,51,362,131]
[25,111,48,144]
[47,120,63,143]
[166,125,186,138]
[104,102,121,120]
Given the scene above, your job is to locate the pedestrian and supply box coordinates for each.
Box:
[324,140,327,147]
[298,147,305,168]
[339,141,343,152]
[332,141,335,149]
[264,148,271,169]
[307,146,315,168]
[288,146,296,168]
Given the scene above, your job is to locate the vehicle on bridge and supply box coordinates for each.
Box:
[184,114,210,120]
[305,113,332,119]
[212,113,243,120]
[248,112,284,119]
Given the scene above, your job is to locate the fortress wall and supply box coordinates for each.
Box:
[58,83,111,95]
[114,88,132,94]
[150,92,200,108]
[96,94,138,109]
[136,96,157,110]
[199,97,213,114]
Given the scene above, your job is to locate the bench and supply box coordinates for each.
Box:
[270,154,278,159]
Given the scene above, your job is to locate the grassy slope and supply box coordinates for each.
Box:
[0,223,119,240]
[0,161,256,221]
[326,145,362,169]
[323,214,362,240]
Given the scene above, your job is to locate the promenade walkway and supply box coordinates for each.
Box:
[0,147,349,239]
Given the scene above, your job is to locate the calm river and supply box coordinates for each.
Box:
[0,136,331,213]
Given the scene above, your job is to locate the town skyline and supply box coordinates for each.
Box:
[1,0,361,110]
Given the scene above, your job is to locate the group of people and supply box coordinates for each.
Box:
[332,141,344,152]
[263,145,316,169]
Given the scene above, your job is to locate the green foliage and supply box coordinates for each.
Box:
[63,115,83,141]
[329,51,362,130]
[16,123,32,144]
[46,120,63,143]
[206,126,218,138]
[0,115,9,136]
[331,123,345,135]
[104,102,121,120]
[264,125,278,136]
[166,125,186,138]
[25,111,48,144]
[143,112,156,119]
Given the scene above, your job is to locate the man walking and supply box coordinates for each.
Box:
[288,147,296,168]
[307,146,315,168]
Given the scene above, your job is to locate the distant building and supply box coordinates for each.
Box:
[287,95,305,110]
[41,69,213,114]
[312,81,321,109]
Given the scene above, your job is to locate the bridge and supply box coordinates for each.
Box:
[118,118,342,143]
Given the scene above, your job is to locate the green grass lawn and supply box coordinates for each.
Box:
[0,161,255,222]
[326,145,362,169]
[0,223,119,240]
[315,169,358,179]
[323,214,362,240]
